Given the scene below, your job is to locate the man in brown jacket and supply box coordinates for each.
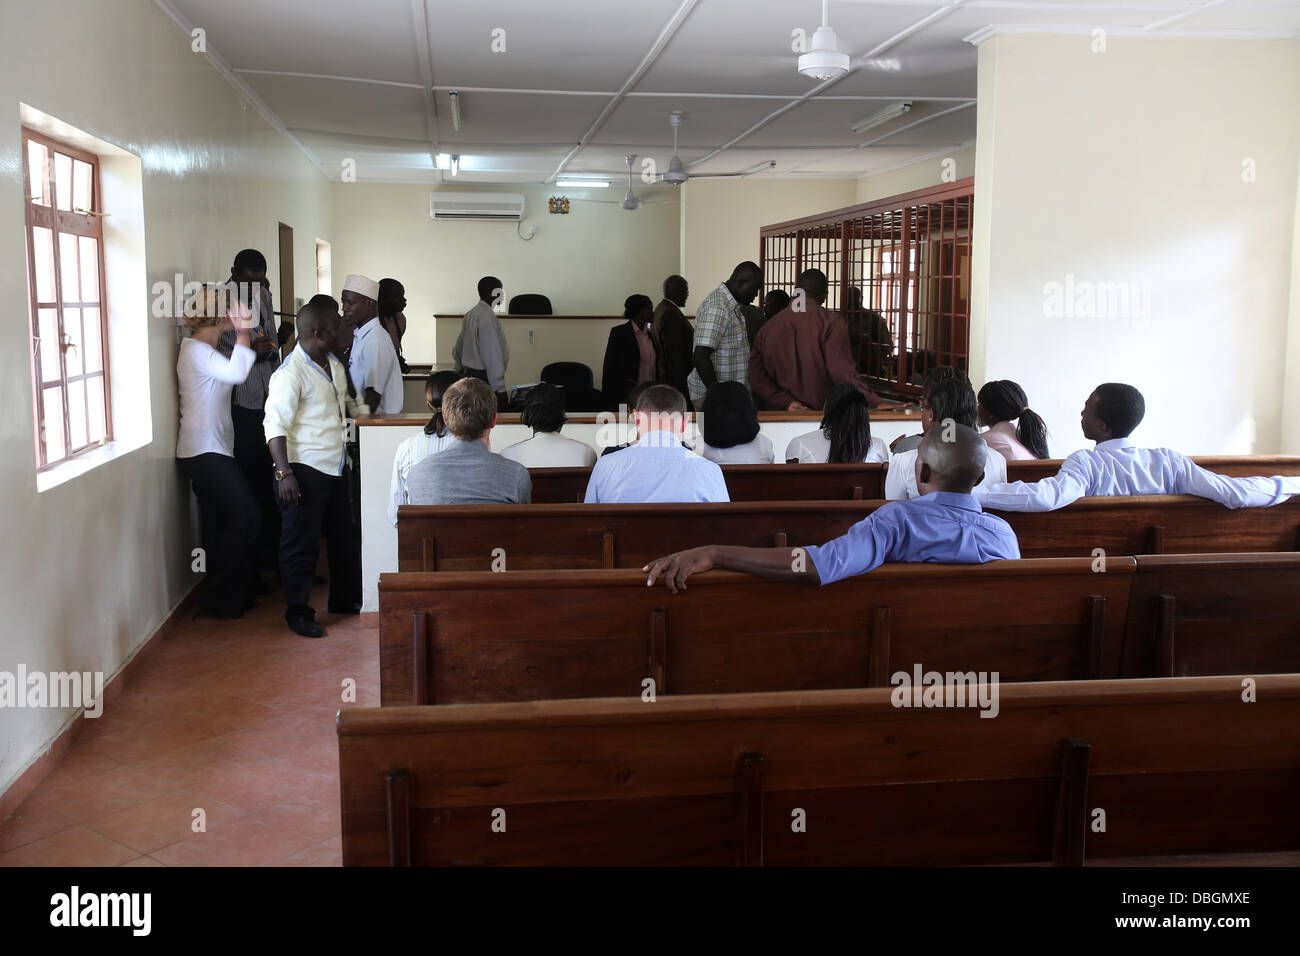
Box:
[651,274,693,401]
[749,268,881,411]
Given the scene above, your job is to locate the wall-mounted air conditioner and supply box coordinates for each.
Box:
[429,192,525,222]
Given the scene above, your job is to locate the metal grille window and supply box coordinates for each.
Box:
[22,127,112,468]
[760,179,973,397]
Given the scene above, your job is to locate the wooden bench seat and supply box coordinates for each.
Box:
[379,559,1133,706]
[339,675,1300,866]
[396,495,1300,572]
[528,462,885,503]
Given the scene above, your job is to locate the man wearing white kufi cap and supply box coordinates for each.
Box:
[342,273,403,415]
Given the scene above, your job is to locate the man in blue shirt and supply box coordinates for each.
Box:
[643,424,1019,590]
[585,384,729,503]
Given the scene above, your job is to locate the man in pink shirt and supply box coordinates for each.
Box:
[749,269,881,411]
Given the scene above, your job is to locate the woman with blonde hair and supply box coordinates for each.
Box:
[176,284,260,618]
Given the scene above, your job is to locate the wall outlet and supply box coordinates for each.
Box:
[528,328,535,343]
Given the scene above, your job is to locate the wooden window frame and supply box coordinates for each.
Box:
[22,127,113,470]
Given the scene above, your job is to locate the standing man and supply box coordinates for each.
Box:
[263,296,366,638]
[217,248,293,579]
[454,276,510,411]
[749,268,882,411]
[342,273,402,414]
[687,261,762,413]
[652,274,692,400]
[378,278,411,374]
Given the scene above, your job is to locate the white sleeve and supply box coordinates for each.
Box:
[976,452,1090,512]
[884,450,916,500]
[389,440,408,526]
[784,436,802,463]
[262,367,296,444]
[202,342,255,384]
[1175,454,1300,509]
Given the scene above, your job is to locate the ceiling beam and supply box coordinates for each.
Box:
[546,0,703,184]
[411,0,441,181]
[150,0,327,178]
[783,103,976,173]
[686,0,969,170]
[1143,0,1234,32]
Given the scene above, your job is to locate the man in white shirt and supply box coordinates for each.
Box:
[886,377,1006,500]
[978,383,1300,512]
[264,296,368,638]
[341,273,403,414]
[454,275,510,411]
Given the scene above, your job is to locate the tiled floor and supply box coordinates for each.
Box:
[0,584,377,866]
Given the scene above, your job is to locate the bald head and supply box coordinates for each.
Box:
[663,274,689,307]
[297,294,341,355]
[915,422,986,495]
[725,260,763,304]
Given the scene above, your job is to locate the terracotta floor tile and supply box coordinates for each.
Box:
[149,815,317,867]
[119,856,166,867]
[37,747,124,790]
[30,765,174,824]
[280,836,342,867]
[0,825,137,867]
[88,788,245,855]
[0,801,77,854]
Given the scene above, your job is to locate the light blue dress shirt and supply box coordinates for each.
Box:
[804,491,1020,586]
[977,437,1300,512]
[584,430,729,503]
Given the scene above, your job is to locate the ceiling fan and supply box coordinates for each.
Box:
[658,111,775,185]
[567,154,680,211]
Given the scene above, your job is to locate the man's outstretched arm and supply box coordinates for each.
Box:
[643,545,820,593]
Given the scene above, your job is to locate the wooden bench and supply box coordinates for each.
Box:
[528,462,885,503]
[339,675,1300,865]
[1121,552,1300,678]
[378,560,1134,706]
[1006,454,1300,484]
[396,496,1300,571]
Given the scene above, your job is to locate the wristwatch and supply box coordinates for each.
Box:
[274,467,290,481]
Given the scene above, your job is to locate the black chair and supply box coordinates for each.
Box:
[508,294,553,315]
[541,362,594,390]
[558,385,611,413]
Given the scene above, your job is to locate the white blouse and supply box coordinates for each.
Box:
[501,431,598,468]
[784,428,888,464]
[697,433,775,465]
[176,337,255,460]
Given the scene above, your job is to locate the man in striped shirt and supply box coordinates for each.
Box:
[686,261,763,412]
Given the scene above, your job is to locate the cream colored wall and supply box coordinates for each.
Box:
[1280,151,1300,453]
[855,146,976,204]
[680,177,858,297]
[0,0,331,800]
[329,183,680,378]
[971,33,1300,457]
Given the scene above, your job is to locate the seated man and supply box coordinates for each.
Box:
[978,382,1300,512]
[885,377,1007,500]
[644,424,1019,590]
[584,383,728,503]
[406,378,531,505]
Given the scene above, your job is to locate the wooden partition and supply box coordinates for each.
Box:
[339,675,1300,866]
[1006,454,1300,484]
[378,560,1133,706]
[396,495,1300,572]
[529,462,886,504]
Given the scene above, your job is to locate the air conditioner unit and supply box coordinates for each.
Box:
[429,191,525,222]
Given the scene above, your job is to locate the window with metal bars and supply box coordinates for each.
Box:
[759,179,973,398]
[22,127,112,469]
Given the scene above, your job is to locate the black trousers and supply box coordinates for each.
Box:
[179,453,260,618]
[231,403,281,569]
[277,463,361,623]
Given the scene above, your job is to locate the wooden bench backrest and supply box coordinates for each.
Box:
[528,463,885,503]
[1006,454,1300,484]
[339,675,1300,866]
[396,496,1300,572]
[1122,552,1300,678]
[378,560,1134,706]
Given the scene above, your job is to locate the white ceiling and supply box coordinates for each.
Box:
[158,0,1300,185]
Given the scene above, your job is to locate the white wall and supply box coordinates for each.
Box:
[970,33,1300,457]
[0,0,331,800]
[855,146,976,204]
[1280,149,1300,453]
[329,183,681,371]
[681,176,858,298]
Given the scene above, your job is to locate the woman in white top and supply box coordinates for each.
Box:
[501,383,598,468]
[784,383,888,464]
[977,379,1050,461]
[389,371,462,524]
[694,381,774,464]
[176,286,258,619]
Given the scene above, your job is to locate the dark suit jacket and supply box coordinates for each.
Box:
[602,320,661,410]
[651,298,693,398]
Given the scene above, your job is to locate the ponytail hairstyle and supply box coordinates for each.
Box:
[821,383,873,463]
[424,370,463,436]
[521,382,567,434]
[977,379,1050,459]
